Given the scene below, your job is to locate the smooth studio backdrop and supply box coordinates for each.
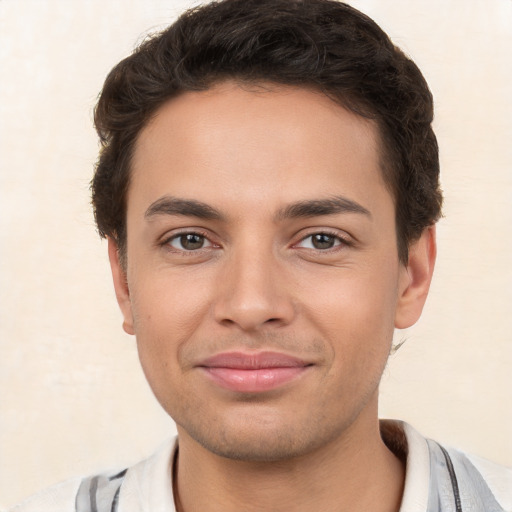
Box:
[1,0,511,507]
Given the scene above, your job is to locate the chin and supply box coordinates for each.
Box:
[177,408,350,463]
[194,429,314,462]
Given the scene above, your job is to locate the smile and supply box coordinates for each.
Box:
[198,351,312,393]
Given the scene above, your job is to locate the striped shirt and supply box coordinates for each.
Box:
[8,421,512,512]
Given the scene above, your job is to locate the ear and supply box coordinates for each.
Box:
[394,225,437,329]
[108,237,135,335]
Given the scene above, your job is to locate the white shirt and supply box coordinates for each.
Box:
[8,421,512,512]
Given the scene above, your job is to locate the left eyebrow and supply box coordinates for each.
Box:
[275,196,371,221]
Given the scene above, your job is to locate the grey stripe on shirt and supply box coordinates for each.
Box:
[75,470,127,512]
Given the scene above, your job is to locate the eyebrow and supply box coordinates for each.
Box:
[275,196,371,220]
[144,195,370,222]
[145,196,224,220]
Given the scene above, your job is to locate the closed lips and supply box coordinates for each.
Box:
[198,351,312,392]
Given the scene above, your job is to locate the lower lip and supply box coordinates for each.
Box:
[201,367,309,393]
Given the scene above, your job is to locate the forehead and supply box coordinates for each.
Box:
[129,82,390,216]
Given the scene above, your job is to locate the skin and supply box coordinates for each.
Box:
[109,82,436,511]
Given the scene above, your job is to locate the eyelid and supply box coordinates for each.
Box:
[293,229,353,250]
[159,228,219,251]
[169,233,213,250]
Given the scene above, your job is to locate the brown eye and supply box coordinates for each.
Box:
[311,233,336,249]
[169,233,211,251]
[296,232,345,250]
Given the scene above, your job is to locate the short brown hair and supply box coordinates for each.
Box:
[92,0,442,263]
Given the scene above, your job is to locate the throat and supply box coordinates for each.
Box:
[172,426,405,512]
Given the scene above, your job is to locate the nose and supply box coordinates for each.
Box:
[213,246,295,332]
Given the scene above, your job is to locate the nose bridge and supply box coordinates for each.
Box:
[214,235,294,330]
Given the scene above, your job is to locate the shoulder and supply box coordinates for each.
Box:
[6,469,128,512]
[424,430,512,511]
[448,447,512,511]
[382,420,512,512]
[7,437,177,512]
[7,477,83,512]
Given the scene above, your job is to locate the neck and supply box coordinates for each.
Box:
[173,403,405,512]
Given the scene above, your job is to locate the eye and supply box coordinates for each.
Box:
[297,233,345,250]
[168,233,213,251]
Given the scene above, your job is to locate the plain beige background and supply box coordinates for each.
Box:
[1,0,511,507]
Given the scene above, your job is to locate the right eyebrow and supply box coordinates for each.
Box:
[144,196,224,221]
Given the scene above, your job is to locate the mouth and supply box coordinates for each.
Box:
[197,351,313,393]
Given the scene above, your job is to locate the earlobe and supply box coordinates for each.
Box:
[108,237,135,335]
[394,225,437,329]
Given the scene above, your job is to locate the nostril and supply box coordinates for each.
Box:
[213,286,295,330]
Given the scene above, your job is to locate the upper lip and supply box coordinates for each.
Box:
[198,351,311,369]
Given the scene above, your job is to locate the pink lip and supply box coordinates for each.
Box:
[198,351,312,393]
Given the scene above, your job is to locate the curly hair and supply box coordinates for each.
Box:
[92,0,442,264]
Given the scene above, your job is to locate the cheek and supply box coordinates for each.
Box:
[131,266,213,327]
[300,266,399,361]
[303,261,399,316]
[129,278,210,413]
[128,271,214,372]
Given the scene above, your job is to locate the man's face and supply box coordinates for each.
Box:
[110,82,432,461]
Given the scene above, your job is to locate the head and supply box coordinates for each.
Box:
[92,0,442,267]
[93,0,441,462]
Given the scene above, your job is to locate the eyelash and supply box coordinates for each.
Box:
[160,229,352,254]
[295,230,353,252]
[160,230,217,254]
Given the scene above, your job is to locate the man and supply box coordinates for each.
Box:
[11,0,511,511]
